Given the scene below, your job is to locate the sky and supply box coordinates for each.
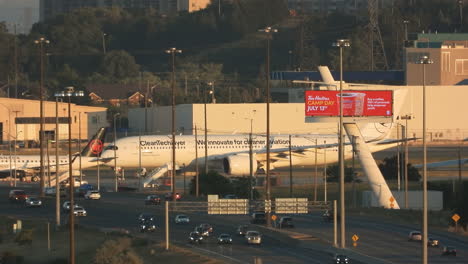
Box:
[0,0,39,34]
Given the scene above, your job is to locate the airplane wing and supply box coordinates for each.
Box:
[375,137,419,145]
[413,159,468,169]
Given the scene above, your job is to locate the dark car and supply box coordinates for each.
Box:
[333,254,350,264]
[279,217,294,228]
[323,210,340,223]
[199,223,213,233]
[138,213,156,223]
[251,212,266,224]
[194,226,209,237]
[140,220,156,233]
[165,192,181,201]
[217,234,233,244]
[236,225,249,236]
[442,246,457,256]
[188,231,203,244]
[24,196,42,207]
[9,190,27,203]
[144,195,161,205]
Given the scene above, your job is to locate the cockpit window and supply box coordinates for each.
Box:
[104,145,118,150]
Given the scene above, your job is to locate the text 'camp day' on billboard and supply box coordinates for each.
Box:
[305,90,393,117]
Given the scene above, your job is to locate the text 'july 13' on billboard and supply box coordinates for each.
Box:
[304,90,393,117]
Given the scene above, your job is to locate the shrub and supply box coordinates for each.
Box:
[93,237,143,264]
[1,250,24,264]
[14,229,33,246]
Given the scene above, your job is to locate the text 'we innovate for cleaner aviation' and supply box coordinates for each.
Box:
[139,138,291,147]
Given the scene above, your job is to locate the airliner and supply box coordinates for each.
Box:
[0,128,106,180]
[99,122,398,177]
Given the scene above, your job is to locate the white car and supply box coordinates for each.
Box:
[174,214,190,224]
[245,231,262,245]
[73,206,87,216]
[408,231,422,241]
[84,190,101,200]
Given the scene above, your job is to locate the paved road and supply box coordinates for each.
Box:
[2,169,467,263]
[0,183,360,264]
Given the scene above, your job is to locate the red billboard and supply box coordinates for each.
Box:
[305,90,393,117]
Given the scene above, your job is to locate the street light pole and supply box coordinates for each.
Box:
[54,95,62,228]
[13,110,20,187]
[102,32,107,54]
[113,113,120,192]
[259,26,277,227]
[204,86,209,175]
[78,112,82,183]
[56,86,84,264]
[165,47,182,200]
[34,37,49,197]
[333,38,350,249]
[417,55,433,264]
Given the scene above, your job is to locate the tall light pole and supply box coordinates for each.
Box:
[34,37,49,197]
[417,55,433,264]
[113,113,120,192]
[165,47,182,200]
[208,81,216,104]
[13,110,20,187]
[399,114,412,208]
[333,38,350,249]
[78,112,82,183]
[403,20,409,42]
[54,95,62,228]
[259,26,277,227]
[102,32,107,54]
[204,84,214,175]
[459,0,464,32]
[56,86,84,264]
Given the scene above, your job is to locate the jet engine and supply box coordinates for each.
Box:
[223,154,257,176]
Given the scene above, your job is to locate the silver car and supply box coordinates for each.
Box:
[245,231,262,245]
[174,214,190,224]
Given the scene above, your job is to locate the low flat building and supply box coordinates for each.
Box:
[0,98,108,145]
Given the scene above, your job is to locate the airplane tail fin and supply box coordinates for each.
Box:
[80,127,106,157]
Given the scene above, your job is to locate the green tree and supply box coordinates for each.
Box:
[100,50,140,79]
[378,155,421,181]
[189,171,233,196]
[326,164,356,183]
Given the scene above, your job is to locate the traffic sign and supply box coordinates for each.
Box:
[389,196,395,203]
[352,234,359,242]
[452,214,461,223]
[271,214,277,221]
[353,242,357,247]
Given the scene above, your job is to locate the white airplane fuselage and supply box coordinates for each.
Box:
[101,134,395,171]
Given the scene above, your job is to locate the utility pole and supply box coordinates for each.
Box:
[34,37,49,197]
